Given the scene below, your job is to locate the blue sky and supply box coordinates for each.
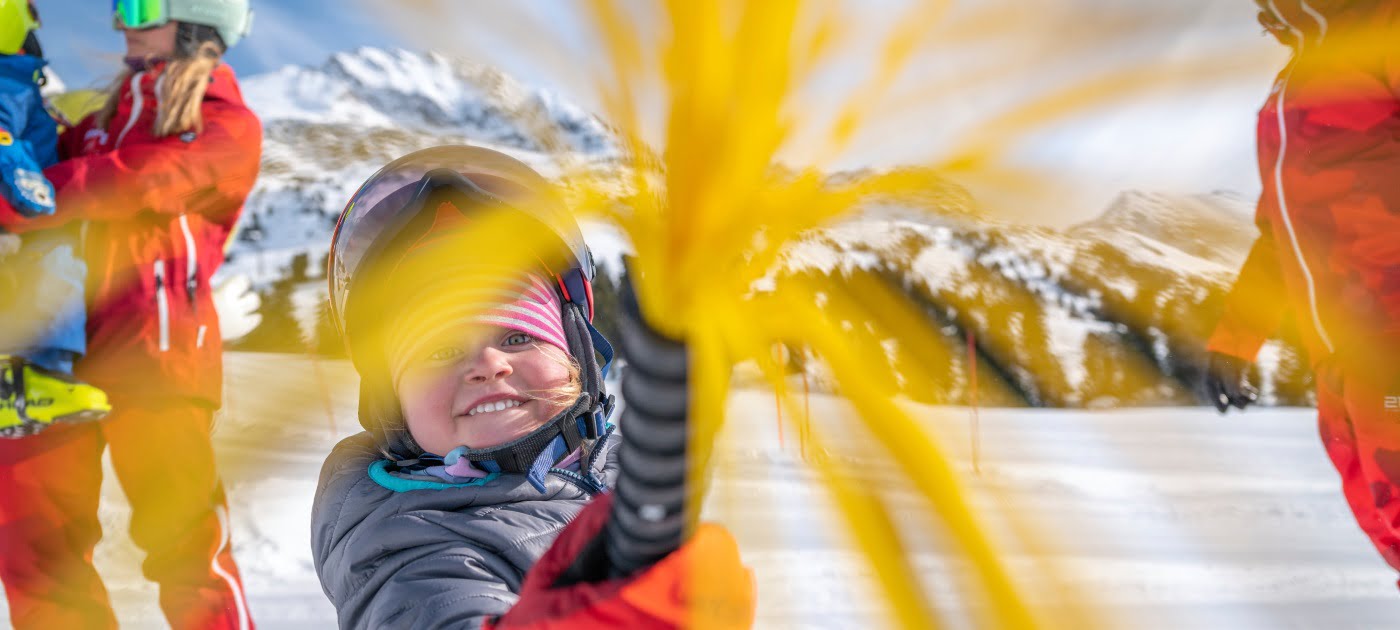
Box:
[36,0,403,89]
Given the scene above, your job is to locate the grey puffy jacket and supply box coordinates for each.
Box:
[311,430,620,629]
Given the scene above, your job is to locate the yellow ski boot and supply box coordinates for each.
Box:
[0,356,111,438]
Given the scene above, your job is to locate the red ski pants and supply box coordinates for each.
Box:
[0,395,252,629]
[1316,353,1400,578]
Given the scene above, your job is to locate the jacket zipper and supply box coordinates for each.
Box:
[1268,0,1336,355]
[154,260,170,352]
[548,424,616,495]
[178,213,199,306]
[583,424,616,472]
[548,469,598,495]
[124,71,186,354]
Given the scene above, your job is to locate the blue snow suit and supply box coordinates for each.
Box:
[0,53,82,374]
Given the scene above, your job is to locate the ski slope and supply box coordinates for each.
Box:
[1,352,1396,629]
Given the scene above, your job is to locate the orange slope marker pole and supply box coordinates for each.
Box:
[967,329,981,476]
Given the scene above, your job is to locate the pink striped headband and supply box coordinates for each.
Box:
[386,271,570,384]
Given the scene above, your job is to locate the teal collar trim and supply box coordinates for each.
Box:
[368,459,500,493]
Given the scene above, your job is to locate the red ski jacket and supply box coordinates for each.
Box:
[0,63,262,405]
[1208,1,1400,367]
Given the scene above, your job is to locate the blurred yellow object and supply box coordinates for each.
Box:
[563,2,1047,627]
[378,0,1313,626]
[48,88,106,129]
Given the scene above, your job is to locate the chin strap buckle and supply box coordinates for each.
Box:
[591,394,615,438]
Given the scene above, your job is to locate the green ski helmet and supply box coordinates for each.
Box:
[113,0,253,49]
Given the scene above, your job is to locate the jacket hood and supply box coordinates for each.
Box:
[0,53,44,78]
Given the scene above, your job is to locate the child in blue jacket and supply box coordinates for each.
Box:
[0,0,108,437]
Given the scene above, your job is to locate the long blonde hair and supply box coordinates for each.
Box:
[95,41,223,137]
[531,342,584,408]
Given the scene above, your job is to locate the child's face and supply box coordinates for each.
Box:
[396,324,574,456]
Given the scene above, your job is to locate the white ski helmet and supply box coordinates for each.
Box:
[113,0,254,49]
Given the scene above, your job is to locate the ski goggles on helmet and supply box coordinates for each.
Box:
[112,0,168,30]
[0,0,39,55]
[328,146,597,345]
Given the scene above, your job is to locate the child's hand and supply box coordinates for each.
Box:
[0,138,56,218]
[488,494,756,629]
[1204,351,1258,413]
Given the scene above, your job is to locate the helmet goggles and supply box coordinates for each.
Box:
[112,0,167,30]
[328,147,596,351]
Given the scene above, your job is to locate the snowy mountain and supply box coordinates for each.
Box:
[243,47,616,155]
[772,187,1310,408]
[222,47,622,291]
[1069,190,1257,264]
[212,47,1308,409]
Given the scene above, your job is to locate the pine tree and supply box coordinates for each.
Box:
[234,255,306,353]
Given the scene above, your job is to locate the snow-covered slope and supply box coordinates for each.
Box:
[3,352,1386,629]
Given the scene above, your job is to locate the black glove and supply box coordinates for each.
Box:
[1204,351,1258,413]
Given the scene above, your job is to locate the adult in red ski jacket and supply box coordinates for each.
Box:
[0,4,260,628]
[1207,0,1400,580]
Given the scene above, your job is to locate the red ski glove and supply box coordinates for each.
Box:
[487,494,756,629]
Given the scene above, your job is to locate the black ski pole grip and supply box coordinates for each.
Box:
[603,267,691,579]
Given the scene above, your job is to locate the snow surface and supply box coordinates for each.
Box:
[1,352,1395,629]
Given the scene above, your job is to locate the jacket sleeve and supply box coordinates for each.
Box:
[0,80,58,218]
[56,112,93,161]
[0,76,34,139]
[0,100,261,233]
[312,435,521,630]
[1206,217,1288,361]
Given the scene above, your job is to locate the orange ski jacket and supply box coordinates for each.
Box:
[0,62,262,405]
[1208,1,1400,366]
